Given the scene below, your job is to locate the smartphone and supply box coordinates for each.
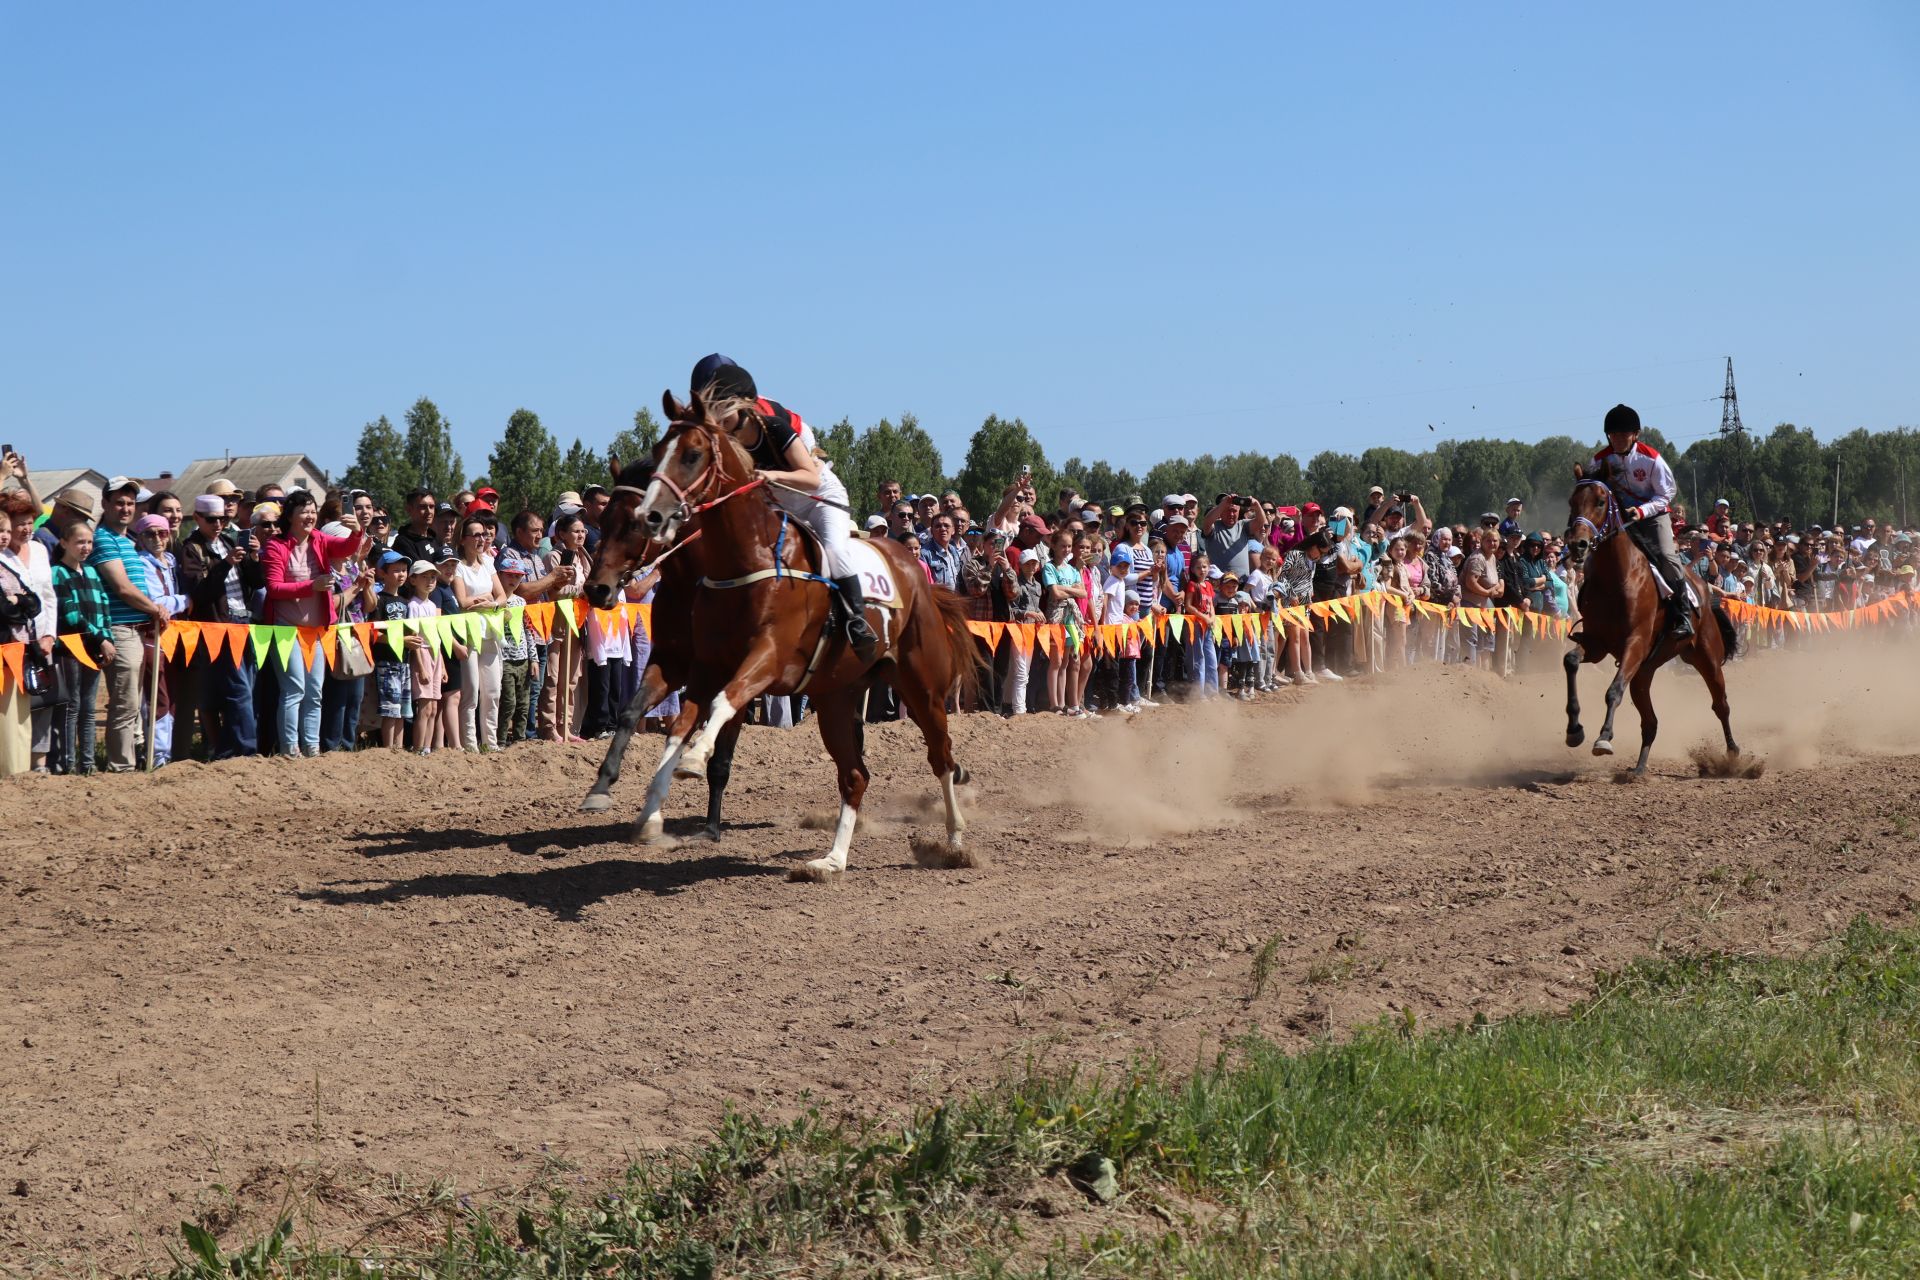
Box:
[1020,463,1031,476]
[560,548,575,566]
[2,443,12,457]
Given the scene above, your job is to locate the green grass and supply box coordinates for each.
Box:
[160,914,1920,1279]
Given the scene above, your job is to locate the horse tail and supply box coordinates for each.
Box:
[925,585,985,706]
[1713,603,1738,659]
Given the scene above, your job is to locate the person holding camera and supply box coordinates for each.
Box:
[180,493,262,758]
[1202,492,1269,579]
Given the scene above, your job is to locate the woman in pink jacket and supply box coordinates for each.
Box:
[261,489,364,756]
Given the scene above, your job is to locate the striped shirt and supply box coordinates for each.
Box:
[88,524,153,628]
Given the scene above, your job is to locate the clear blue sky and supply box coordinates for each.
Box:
[5,3,1915,483]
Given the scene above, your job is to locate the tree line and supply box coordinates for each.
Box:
[336,400,1920,531]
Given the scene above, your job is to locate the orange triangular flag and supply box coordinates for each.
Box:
[0,643,21,695]
[1035,624,1054,658]
[175,621,201,663]
[1008,623,1034,659]
[353,622,375,664]
[983,622,1006,654]
[60,633,100,670]
[157,623,180,661]
[199,624,226,664]
[297,626,325,667]
[321,626,340,670]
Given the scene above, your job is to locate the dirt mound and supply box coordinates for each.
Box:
[3,639,1918,1270]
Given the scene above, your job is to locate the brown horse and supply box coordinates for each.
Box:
[584,389,982,879]
[1562,475,1739,773]
[577,459,744,841]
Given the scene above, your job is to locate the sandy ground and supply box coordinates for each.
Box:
[4,637,1919,1273]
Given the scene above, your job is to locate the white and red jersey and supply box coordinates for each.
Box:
[1591,441,1677,519]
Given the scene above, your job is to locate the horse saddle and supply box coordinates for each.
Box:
[785,521,906,610]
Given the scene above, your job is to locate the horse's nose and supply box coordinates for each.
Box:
[643,508,663,530]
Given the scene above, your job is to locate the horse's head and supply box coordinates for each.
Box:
[584,453,660,610]
[629,388,756,547]
[1565,466,1616,570]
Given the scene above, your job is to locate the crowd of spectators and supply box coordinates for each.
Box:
[1,445,1915,778]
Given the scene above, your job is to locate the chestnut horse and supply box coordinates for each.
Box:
[577,459,744,842]
[1562,475,1739,773]
[585,389,982,879]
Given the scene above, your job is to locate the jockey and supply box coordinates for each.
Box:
[690,354,881,660]
[1593,403,1693,638]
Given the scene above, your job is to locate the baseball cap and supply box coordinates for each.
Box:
[474,485,499,502]
[865,514,887,531]
[1163,493,1183,507]
[104,475,140,496]
[347,488,370,503]
[1018,513,1049,534]
[556,491,583,507]
[1181,493,1197,505]
[320,521,350,538]
[1208,565,1224,579]
[436,501,455,514]
[465,499,496,516]
[377,550,408,569]
[1108,505,1124,517]
[1368,484,1385,496]
[1715,498,1731,508]
[408,559,439,576]
[1109,548,1132,566]
[1506,497,1523,507]
[1080,506,1100,520]
[1331,506,1354,520]
[1019,546,1042,565]
[582,484,609,499]
[1302,502,1322,514]
[1162,511,1190,528]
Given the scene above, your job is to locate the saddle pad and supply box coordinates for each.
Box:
[842,539,906,609]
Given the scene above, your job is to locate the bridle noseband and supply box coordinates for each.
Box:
[1568,478,1620,543]
[600,419,766,590]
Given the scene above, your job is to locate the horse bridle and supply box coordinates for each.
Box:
[1566,478,1621,566]
[601,419,762,588]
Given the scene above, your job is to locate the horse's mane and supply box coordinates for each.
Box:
[613,455,655,491]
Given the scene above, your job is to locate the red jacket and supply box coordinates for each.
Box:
[261,527,365,626]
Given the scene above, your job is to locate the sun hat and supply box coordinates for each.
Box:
[205,479,241,497]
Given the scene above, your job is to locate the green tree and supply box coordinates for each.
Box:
[610,407,663,471]
[954,414,1053,521]
[1432,439,1531,525]
[1304,451,1369,510]
[403,396,464,499]
[338,414,411,511]
[487,408,564,517]
[844,413,945,516]
[560,438,604,496]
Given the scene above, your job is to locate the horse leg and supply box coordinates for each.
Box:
[702,716,744,842]
[1628,663,1659,774]
[1690,646,1740,758]
[892,652,966,851]
[1593,635,1650,757]
[634,696,704,843]
[795,691,869,881]
[1563,645,1585,749]
[580,662,668,812]
[673,647,777,780]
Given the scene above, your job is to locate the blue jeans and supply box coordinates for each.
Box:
[55,653,101,775]
[205,652,258,759]
[321,673,365,753]
[1185,632,1219,695]
[277,646,326,756]
[525,642,547,739]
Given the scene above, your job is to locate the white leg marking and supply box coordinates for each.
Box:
[804,802,858,877]
[942,769,965,848]
[675,693,737,779]
[637,735,684,840]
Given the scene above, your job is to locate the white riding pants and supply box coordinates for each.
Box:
[774,465,857,578]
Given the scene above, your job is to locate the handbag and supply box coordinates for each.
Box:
[334,629,375,679]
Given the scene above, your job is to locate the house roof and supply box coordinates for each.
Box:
[1,467,105,499]
[171,454,327,500]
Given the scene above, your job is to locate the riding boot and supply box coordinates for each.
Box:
[834,576,880,661]
[1666,587,1694,639]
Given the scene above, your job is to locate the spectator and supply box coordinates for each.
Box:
[403,560,446,754]
[392,489,444,565]
[874,479,902,519]
[51,521,114,775]
[369,552,413,749]
[89,477,168,771]
[920,513,969,589]
[581,484,610,553]
[538,513,590,741]
[450,515,509,751]
[182,495,262,759]
[1202,491,1271,579]
[2,488,57,771]
[0,515,49,776]
[133,513,189,765]
[319,520,377,754]
[499,509,567,740]
[1422,527,1460,663]
[495,556,534,744]
[260,489,363,757]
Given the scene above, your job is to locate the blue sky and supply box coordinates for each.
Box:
[4,3,1915,482]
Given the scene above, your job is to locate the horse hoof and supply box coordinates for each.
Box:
[633,817,664,845]
[1592,740,1614,757]
[790,860,843,884]
[703,825,723,843]
[579,793,613,813]
[1566,728,1585,749]
[672,762,703,781]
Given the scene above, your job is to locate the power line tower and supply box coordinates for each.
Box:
[1718,357,1745,438]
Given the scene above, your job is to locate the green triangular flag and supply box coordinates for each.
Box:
[1167,614,1186,641]
[505,606,525,645]
[249,624,275,668]
[384,618,406,660]
[271,625,297,671]
[483,609,505,640]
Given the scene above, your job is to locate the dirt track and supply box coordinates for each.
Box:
[4,643,1919,1272]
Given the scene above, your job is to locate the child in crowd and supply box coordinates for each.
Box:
[1216,571,1259,699]
[495,560,532,743]
[51,521,114,776]
[1001,545,1046,716]
[1097,547,1140,714]
[371,551,413,749]
[429,553,469,751]
[1277,531,1328,686]
[1182,553,1218,697]
[1042,529,1085,717]
[405,559,446,754]
[1378,535,1417,669]
[1245,548,1281,690]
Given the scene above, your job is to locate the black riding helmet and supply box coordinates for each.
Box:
[1603,403,1641,437]
[690,353,758,402]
